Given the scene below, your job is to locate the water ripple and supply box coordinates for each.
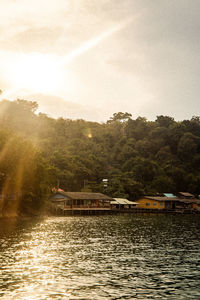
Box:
[0,215,200,299]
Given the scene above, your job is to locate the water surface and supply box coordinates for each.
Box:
[0,214,200,299]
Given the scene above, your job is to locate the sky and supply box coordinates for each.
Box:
[0,0,199,122]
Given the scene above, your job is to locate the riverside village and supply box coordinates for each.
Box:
[50,189,200,215]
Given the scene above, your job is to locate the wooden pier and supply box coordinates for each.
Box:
[51,207,200,216]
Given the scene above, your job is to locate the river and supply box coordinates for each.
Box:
[0,214,200,299]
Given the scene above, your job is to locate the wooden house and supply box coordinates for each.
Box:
[136,196,167,210]
[50,191,113,214]
[192,201,200,211]
[136,195,200,212]
[175,192,200,211]
[176,192,195,199]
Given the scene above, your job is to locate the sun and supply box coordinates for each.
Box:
[8,53,64,94]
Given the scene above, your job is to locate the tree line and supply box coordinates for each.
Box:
[0,99,200,215]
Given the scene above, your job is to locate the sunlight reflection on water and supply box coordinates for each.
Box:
[0,215,200,299]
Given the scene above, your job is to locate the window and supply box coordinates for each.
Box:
[159,203,163,206]
[146,203,150,206]
[153,203,156,206]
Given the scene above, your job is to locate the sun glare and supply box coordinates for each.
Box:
[1,19,133,99]
[8,53,64,94]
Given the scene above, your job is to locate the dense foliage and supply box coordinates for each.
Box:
[0,99,200,215]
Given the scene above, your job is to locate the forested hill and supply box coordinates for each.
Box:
[0,99,200,215]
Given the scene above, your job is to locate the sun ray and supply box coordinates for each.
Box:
[0,18,133,98]
[0,138,14,162]
[61,18,133,65]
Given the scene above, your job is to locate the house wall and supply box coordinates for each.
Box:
[136,198,165,209]
[71,199,97,206]
[192,203,200,211]
[165,201,173,209]
[175,201,193,209]
[62,199,110,208]
[51,201,65,209]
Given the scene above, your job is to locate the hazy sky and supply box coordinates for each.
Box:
[0,0,199,122]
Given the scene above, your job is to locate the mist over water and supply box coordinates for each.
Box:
[0,215,200,299]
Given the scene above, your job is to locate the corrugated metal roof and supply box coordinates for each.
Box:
[50,191,113,201]
[144,196,179,201]
[51,194,66,199]
[111,198,138,205]
[179,199,200,204]
[179,192,194,197]
[163,193,176,198]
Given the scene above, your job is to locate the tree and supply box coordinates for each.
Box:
[107,112,132,123]
[156,115,175,128]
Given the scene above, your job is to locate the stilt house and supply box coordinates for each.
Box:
[50,191,114,213]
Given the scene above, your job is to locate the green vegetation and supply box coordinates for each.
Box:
[0,99,200,216]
